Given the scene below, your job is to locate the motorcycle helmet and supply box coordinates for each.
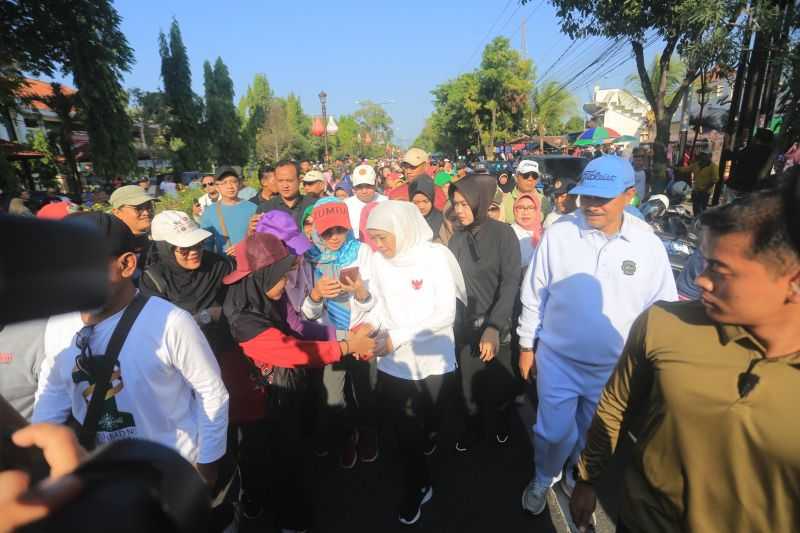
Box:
[669,180,691,199]
[640,199,666,221]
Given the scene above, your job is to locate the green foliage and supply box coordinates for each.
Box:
[238,74,273,163]
[204,57,246,166]
[330,115,361,159]
[541,0,744,175]
[413,118,437,153]
[159,18,207,172]
[128,88,172,166]
[154,185,204,216]
[625,54,688,103]
[27,130,60,187]
[531,80,578,136]
[562,116,585,133]
[352,101,394,150]
[422,37,534,157]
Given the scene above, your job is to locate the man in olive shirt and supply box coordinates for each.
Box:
[570,188,800,532]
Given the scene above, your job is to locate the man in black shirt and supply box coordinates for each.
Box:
[725,128,775,201]
[256,160,316,228]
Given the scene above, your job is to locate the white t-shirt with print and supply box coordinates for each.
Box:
[34,296,229,464]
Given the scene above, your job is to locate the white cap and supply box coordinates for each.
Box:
[151,210,211,248]
[517,160,540,175]
[301,170,325,183]
[352,165,377,187]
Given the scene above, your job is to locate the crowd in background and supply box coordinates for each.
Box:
[2,132,800,533]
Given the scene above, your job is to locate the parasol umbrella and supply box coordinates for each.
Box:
[574,127,621,146]
[612,135,638,144]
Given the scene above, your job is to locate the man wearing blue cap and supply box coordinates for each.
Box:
[517,155,677,517]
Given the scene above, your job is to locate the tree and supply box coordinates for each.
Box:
[530,80,577,148]
[1,1,136,177]
[352,100,394,156]
[285,93,314,159]
[128,88,172,170]
[625,54,688,104]
[61,2,136,178]
[238,74,273,162]
[330,115,360,160]
[563,116,586,133]
[204,57,246,166]
[159,18,206,172]
[427,37,533,158]
[413,117,438,153]
[256,100,294,162]
[541,0,742,179]
[28,83,81,193]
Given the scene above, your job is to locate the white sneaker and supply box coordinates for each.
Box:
[521,479,550,515]
[559,468,576,498]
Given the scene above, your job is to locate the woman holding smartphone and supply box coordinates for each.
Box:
[301,197,378,469]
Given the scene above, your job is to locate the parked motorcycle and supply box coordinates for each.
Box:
[641,194,698,278]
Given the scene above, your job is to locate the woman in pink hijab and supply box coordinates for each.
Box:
[510,193,542,271]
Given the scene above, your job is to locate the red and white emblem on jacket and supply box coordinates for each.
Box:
[411,279,423,290]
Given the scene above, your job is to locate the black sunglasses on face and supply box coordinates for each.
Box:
[125,202,154,213]
[202,182,215,188]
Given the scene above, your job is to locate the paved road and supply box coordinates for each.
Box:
[241,381,628,532]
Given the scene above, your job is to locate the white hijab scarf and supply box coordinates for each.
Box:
[366,200,466,303]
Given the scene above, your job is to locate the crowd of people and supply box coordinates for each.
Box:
[1,139,799,533]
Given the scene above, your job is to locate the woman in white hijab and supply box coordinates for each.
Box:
[358,200,465,525]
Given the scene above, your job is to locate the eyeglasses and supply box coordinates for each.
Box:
[202,182,215,188]
[175,242,203,256]
[515,205,537,212]
[518,173,538,180]
[125,202,154,214]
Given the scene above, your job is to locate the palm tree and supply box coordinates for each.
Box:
[626,53,687,104]
[530,80,576,151]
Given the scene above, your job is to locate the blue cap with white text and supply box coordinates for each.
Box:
[570,155,635,199]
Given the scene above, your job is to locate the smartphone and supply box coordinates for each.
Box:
[339,266,360,284]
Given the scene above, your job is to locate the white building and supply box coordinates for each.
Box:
[583,87,651,139]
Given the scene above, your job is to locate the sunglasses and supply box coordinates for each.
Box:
[125,202,154,214]
[175,242,204,256]
[202,181,215,188]
[518,173,539,180]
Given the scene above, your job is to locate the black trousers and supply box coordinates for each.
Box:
[238,388,310,530]
[378,371,456,492]
[692,190,710,216]
[455,334,519,441]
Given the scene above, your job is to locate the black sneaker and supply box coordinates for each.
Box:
[398,486,433,525]
[423,432,438,456]
[358,428,379,463]
[240,494,263,521]
[340,430,359,469]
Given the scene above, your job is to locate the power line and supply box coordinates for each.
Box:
[461,0,514,70]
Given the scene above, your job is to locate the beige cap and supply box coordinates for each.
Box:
[402,147,429,167]
[109,185,154,209]
[351,165,377,187]
[301,170,325,183]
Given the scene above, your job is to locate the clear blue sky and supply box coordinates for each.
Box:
[52,0,657,146]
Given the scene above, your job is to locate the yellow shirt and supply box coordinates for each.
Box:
[678,162,719,192]
[577,301,800,533]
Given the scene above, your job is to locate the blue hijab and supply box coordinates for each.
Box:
[305,197,361,331]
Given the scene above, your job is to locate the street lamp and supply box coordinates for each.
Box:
[319,91,329,163]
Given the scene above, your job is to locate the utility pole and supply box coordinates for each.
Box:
[712,8,753,206]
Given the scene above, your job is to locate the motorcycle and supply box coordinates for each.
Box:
[641,194,698,278]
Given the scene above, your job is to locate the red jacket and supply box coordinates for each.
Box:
[239,328,342,369]
[387,180,448,211]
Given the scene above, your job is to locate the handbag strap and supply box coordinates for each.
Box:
[215,202,231,246]
[78,293,149,450]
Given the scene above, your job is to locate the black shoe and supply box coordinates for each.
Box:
[398,486,433,525]
[423,432,438,456]
[340,430,359,469]
[358,428,379,463]
[240,494,264,521]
